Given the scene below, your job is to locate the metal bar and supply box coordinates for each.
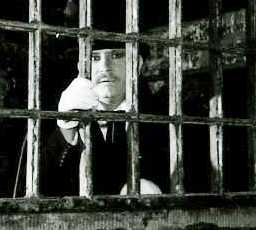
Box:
[2,109,256,128]
[0,11,249,53]
[4,192,256,212]
[246,0,256,191]
[1,16,256,59]
[209,0,224,193]
[169,0,184,194]
[0,19,37,32]
[79,0,93,198]
[80,123,93,197]
[0,19,181,46]
[0,18,247,54]
[126,0,140,195]
[26,0,41,198]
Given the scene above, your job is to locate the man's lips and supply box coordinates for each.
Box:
[97,77,117,84]
[99,79,112,83]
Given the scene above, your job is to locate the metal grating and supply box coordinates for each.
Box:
[0,0,255,202]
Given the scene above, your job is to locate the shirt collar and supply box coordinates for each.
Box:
[96,100,128,128]
[114,100,128,112]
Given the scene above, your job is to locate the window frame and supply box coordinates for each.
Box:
[0,0,254,209]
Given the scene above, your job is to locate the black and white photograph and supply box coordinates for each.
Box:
[0,0,254,229]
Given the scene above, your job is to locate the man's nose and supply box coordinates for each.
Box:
[100,55,112,70]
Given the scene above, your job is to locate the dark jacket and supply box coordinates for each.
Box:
[42,121,127,196]
[42,82,170,196]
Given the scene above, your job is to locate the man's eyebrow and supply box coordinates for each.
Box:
[112,49,125,53]
[92,49,125,56]
[111,50,125,55]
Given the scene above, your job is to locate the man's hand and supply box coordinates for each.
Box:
[57,77,98,129]
[120,178,162,195]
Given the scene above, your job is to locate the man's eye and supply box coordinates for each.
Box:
[112,53,124,59]
[92,56,100,61]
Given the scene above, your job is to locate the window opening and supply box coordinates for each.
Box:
[0,0,254,203]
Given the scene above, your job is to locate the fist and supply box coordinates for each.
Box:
[57,77,98,129]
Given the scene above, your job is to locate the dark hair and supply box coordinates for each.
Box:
[92,40,150,60]
[92,40,124,50]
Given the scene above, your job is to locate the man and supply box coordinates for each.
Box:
[43,48,162,196]
[57,49,129,144]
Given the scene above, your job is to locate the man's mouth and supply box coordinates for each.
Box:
[99,79,112,83]
[97,77,116,84]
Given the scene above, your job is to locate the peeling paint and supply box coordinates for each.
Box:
[142,9,246,79]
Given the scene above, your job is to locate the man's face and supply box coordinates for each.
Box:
[91,49,126,109]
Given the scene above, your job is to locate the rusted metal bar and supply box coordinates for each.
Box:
[78,0,93,198]
[80,123,93,198]
[126,0,140,195]
[246,0,256,191]
[26,0,41,198]
[209,0,224,193]
[169,0,184,194]
[2,109,256,128]
[0,18,181,46]
[0,19,37,32]
[0,17,250,54]
[3,192,256,213]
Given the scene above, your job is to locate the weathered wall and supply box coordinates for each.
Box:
[1,209,256,230]
[142,9,246,79]
[0,195,256,229]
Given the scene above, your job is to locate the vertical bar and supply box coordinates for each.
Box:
[246,0,256,191]
[79,0,93,198]
[79,124,92,197]
[169,0,184,194]
[126,0,140,195]
[26,0,41,197]
[209,0,224,193]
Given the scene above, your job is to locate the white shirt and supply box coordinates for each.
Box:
[74,100,128,145]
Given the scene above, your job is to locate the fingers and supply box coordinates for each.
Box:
[58,77,99,112]
[57,77,99,129]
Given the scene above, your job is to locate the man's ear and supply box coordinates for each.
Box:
[139,55,143,74]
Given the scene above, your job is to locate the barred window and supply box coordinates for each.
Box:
[0,0,256,228]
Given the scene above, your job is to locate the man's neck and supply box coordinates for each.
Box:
[97,99,127,111]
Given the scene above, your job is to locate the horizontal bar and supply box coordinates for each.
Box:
[0,19,36,32]
[0,18,254,55]
[1,109,256,127]
[2,192,256,213]
[0,18,181,45]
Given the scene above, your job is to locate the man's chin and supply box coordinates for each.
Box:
[100,98,115,105]
[98,97,121,110]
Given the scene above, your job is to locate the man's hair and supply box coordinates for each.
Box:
[92,40,150,60]
[92,40,124,50]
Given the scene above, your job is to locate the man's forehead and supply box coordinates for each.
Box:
[92,49,125,55]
